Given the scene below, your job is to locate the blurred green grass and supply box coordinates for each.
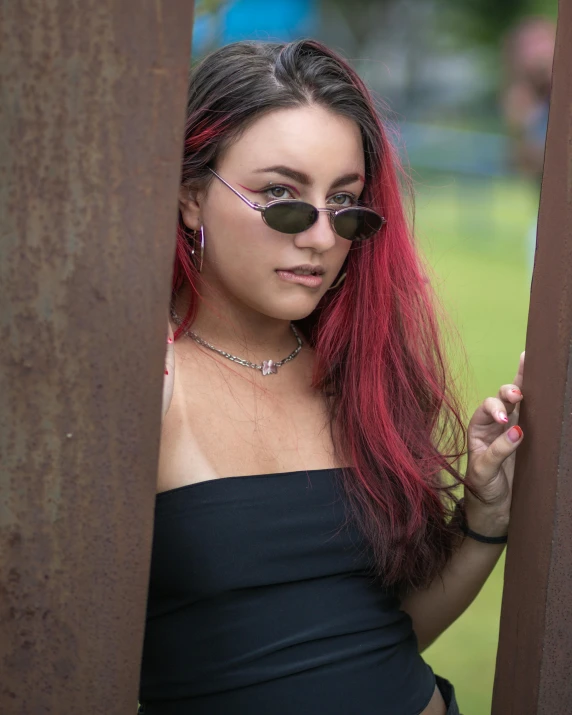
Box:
[413,174,538,714]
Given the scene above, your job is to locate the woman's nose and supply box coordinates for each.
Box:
[293,211,337,253]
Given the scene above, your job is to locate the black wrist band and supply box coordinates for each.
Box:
[454,499,508,545]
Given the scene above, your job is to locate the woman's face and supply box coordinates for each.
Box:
[179,104,366,322]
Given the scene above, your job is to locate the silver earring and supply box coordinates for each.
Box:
[190,225,205,273]
[327,272,346,291]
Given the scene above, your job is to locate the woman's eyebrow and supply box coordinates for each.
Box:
[254,165,365,189]
[330,173,365,190]
[254,165,311,184]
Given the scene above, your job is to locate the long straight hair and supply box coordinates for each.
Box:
[173,39,470,592]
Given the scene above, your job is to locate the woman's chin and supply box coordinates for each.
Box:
[245,293,325,322]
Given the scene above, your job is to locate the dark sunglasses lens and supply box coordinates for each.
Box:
[333,208,385,241]
[263,201,317,234]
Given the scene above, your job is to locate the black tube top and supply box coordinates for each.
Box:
[139,469,436,714]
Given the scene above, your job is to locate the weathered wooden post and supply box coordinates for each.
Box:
[0,2,194,712]
[492,1,572,712]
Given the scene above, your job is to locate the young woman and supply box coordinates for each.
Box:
[138,39,525,715]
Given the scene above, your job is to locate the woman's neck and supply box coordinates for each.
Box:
[173,284,301,365]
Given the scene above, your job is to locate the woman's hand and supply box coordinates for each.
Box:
[162,320,175,423]
[463,351,525,535]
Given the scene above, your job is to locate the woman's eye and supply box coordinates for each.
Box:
[328,193,355,207]
[264,186,292,200]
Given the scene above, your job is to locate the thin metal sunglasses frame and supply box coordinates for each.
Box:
[207,167,386,241]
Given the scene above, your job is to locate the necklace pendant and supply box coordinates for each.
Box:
[262,360,278,376]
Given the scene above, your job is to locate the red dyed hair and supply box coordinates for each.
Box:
[172,40,470,591]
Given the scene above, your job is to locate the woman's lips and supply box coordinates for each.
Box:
[275,270,323,288]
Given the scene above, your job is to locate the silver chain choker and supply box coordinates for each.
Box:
[170,308,303,376]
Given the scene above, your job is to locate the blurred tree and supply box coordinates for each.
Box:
[326,0,557,50]
[437,0,558,48]
[324,0,397,51]
[443,0,530,45]
[196,0,227,16]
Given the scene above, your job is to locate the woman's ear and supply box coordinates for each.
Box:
[179,184,201,231]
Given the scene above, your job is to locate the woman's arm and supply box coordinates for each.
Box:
[399,501,507,652]
[401,351,526,652]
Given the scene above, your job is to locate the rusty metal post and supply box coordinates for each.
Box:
[0,2,194,712]
[492,1,572,713]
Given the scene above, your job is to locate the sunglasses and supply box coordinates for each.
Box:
[207,168,386,241]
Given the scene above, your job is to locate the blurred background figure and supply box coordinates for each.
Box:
[189,2,557,712]
[501,17,556,269]
[502,17,555,181]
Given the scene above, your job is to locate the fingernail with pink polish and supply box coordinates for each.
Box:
[499,411,508,423]
[165,369,169,375]
[507,425,523,443]
[511,389,522,396]
[167,337,173,344]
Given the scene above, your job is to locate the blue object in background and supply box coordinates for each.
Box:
[192,0,319,57]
